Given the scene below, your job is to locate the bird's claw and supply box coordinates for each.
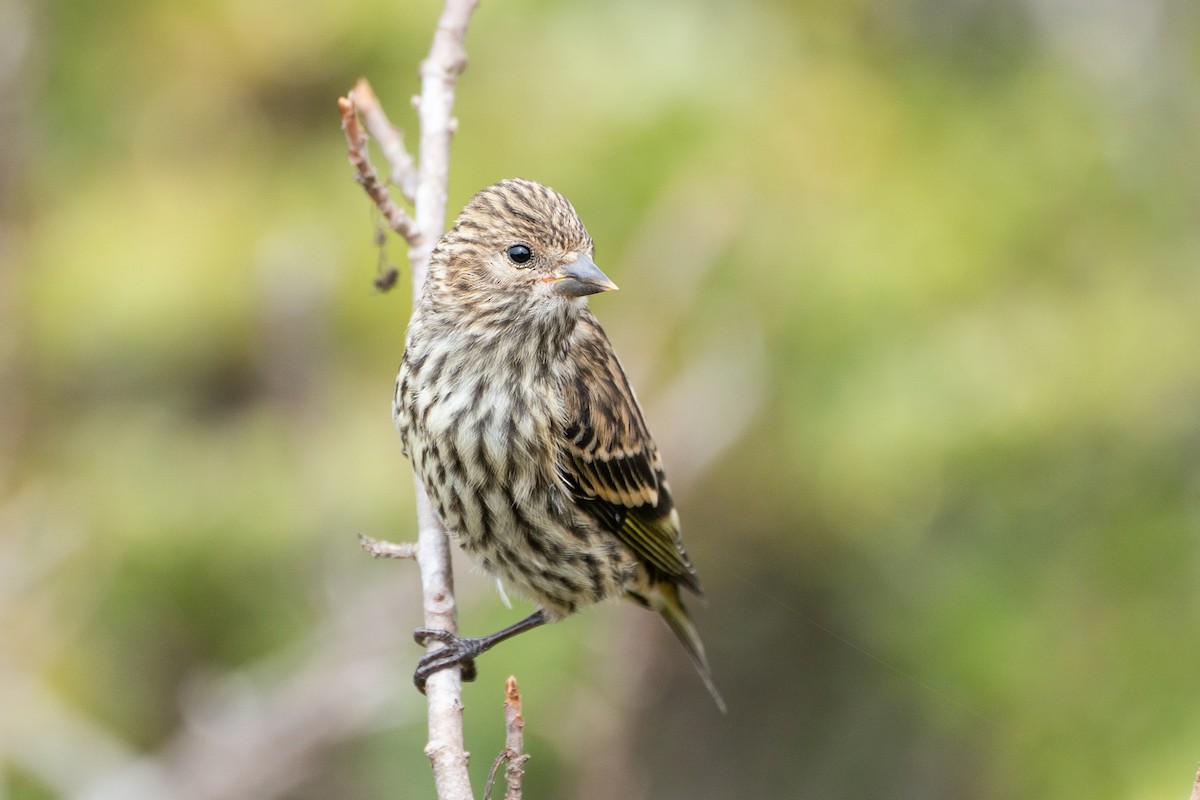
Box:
[412,628,480,693]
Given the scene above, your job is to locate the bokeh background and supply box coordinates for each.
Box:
[3,0,1199,797]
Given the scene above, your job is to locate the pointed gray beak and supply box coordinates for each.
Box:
[552,253,619,297]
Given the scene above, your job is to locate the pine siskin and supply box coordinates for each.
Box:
[394,178,723,710]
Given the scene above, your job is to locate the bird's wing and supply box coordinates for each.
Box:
[557,314,702,594]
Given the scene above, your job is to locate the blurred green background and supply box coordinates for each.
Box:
[2,0,1199,797]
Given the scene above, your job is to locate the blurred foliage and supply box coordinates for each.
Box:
[2,0,1199,798]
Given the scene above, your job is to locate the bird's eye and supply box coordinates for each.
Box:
[506,244,533,266]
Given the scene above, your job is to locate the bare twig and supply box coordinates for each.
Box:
[338,89,420,245]
[484,677,529,800]
[484,756,504,800]
[358,533,417,560]
[352,79,419,202]
[502,677,529,800]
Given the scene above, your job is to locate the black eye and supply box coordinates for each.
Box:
[507,244,532,265]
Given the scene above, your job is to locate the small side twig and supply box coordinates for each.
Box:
[484,676,530,800]
[357,533,417,560]
[352,78,419,202]
[338,86,420,245]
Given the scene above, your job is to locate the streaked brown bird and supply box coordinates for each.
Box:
[394,178,723,710]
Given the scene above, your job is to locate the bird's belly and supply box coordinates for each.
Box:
[456,484,636,617]
[416,404,635,615]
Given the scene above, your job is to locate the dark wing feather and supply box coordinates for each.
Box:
[558,313,702,594]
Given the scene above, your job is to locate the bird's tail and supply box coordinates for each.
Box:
[649,582,727,713]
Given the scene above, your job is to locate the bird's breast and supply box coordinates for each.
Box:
[400,331,566,540]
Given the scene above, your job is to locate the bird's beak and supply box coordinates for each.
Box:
[551,253,619,297]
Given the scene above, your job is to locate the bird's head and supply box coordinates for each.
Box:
[432,179,618,310]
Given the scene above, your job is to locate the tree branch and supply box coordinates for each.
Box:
[341,1,480,798]
[407,5,479,794]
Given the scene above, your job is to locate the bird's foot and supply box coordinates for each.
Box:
[412,628,480,692]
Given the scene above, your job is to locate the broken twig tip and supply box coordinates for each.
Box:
[358,533,418,560]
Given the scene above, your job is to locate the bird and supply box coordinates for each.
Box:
[393,178,723,711]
